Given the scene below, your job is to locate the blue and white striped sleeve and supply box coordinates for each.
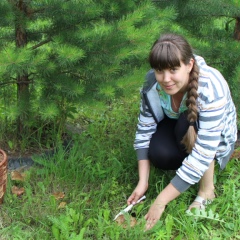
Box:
[134,91,158,160]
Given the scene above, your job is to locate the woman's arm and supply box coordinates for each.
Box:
[145,183,181,230]
[127,160,150,205]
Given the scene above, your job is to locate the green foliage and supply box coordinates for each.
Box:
[156,0,240,125]
[48,207,85,240]
[186,208,224,222]
[1,73,240,239]
[0,0,177,152]
[0,1,240,238]
[232,64,240,119]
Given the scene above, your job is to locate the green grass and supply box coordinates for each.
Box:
[0,71,240,239]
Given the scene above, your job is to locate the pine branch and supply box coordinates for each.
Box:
[27,7,46,16]
[0,80,17,86]
[31,38,52,50]
[0,79,34,87]
[60,71,83,78]
[181,14,238,18]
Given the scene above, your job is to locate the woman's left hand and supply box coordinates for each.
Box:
[144,183,181,231]
[144,200,166,231]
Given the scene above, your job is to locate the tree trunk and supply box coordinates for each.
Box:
[14,0,30,136]
[234,17,240,41]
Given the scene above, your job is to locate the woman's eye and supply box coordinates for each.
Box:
[155,69,163,73]
[170,68,176,72]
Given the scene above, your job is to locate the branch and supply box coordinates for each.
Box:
[30,38,52,50]
[180,14,239,19]
[27,7,46,16]
[0,81,17,87]
[0,79,34,87]
[60,71,82,78]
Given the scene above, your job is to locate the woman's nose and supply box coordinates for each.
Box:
[163,71,171,82]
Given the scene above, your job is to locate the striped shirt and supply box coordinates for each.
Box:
[134,55,237,192]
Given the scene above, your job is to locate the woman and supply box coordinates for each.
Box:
[127,33,237,231]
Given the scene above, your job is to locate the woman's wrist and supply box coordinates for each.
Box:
[138,159,150,183]
[155,195,169,207]
[155,183,181,206]
[153,196,167,208]
[138,179,149,188]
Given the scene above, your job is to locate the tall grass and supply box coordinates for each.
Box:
[0,69,240,239]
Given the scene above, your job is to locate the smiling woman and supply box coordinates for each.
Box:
[127,33,237,231]
[153,62,193,96]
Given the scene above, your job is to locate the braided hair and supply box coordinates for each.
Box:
[149,33,199,153]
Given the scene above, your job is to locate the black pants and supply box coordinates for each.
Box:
[148,112,195,170]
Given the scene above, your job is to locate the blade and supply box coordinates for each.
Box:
[113,195,146,220]
[113,206,132,221]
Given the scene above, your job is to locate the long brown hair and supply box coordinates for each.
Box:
[149,33,199,153]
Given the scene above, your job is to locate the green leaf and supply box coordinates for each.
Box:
[52,225,60,240]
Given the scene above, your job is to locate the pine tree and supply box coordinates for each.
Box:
[0,0,176,151]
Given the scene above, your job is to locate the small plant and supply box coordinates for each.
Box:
[186,208,224,222]
[48,207,86,240]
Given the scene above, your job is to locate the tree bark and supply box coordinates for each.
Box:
[234,17,240,41]
[14,0,30,136]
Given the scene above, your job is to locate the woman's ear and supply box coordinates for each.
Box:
[188,58,194,73]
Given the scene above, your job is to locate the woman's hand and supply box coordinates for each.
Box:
[127,180,148,205]
[144,199,166,231]
[127,160,150,205]
[144,183,181,231]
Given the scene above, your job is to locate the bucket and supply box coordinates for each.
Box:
[0,149,8,204]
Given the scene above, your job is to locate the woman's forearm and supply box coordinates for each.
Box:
[155,183,181,205]
[127,160,150,205]
[138,159,150,184]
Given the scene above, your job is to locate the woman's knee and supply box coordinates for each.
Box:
[148,147,183,170]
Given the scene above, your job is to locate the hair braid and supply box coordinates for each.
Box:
[181,60,199,153]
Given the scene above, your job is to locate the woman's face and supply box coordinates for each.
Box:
[154,59,194,95]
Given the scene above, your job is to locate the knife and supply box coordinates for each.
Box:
[113,195,146,220]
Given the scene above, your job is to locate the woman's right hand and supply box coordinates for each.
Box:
[127,159,150,205]
[127,181,148,205]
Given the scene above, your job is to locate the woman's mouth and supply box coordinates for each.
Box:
[164,84,175,90]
